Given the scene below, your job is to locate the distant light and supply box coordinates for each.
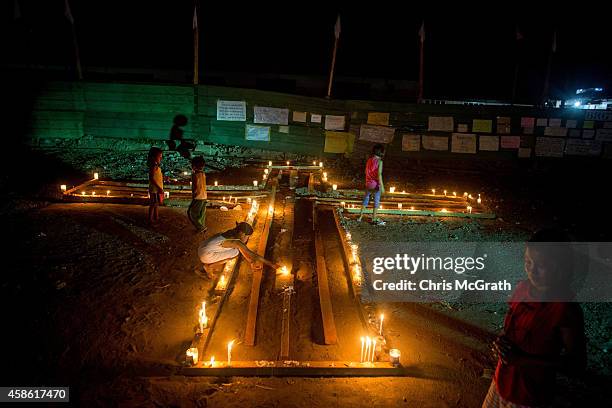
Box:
[595,87,603,91]
[574,101,581,107]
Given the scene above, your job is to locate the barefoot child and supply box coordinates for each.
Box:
[358,144,385,225]
[482,229,586,407]
[188,156,207,233]
[197,222,279,279]
[147,147,164,223]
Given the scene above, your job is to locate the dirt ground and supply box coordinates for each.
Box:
[1,149,611,407]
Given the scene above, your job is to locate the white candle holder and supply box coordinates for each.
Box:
[389,349,401,366]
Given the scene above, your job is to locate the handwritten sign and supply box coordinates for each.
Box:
[585,111,612,121]
[501,136,521,149]
[422,135,449,151]
[324,115,346,130]
[254,106,289,125]
[359,124,395,143]
[324,131,354,153]
[428,116,454,132]
[496,117,511,134]
[479,135,500,151]
[472,119,492,133]
[536,118,548,127]
[245,124,270,141]
[544,127,568,137]
[535,137,565,157]
[566,119,578,128]
[217,100,246,121]
[521,117,535,128]
[518,147,532,158]
[451,133,477,154]
[311,114,322,123]
[402,134,421,151]
[565,139,602,156]
[367,112,390,126]
[596,129,612,142]
[292,111,307,122]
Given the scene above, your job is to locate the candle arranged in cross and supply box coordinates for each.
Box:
[227,340,235,366]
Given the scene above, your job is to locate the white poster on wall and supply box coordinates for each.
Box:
[254,106,289,125]
[535,137,565,157]
[245,124,270,141]
[310,114,322,123]
[216,100,247,121]
[565,139,602,156]
[359,124,395,143]
[451,133,477,154]
[324,115,346,130]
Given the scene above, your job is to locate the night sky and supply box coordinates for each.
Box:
[3,1,611,101]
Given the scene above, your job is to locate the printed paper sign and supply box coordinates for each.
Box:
[521,117,535,128]
[535,137,565,157]
[496,117,511,134]
[544,127,568,137]
[310,114,322,123]
[451,133,477,154]
[292,111,307,122]
[548,118,562,128]
[402,134,421,151]
[422,135,449,151]
[245,124,270,141]
[428,116,454,132]
[359,124,395,143]
[216,100,246,121]
[254,106,289,125]
[585,111,612,121]
[472,119,492,133]
[278,125,289,134]
[501,136,521,149]
[479,135,500,151]
[324,115,346,130]
[565,139,602,156]
[536,118,548,127]
[367,112,390,126]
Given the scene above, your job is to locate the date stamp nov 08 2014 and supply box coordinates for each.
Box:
[0,387,69,403]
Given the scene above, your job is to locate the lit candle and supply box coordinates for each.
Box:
[379,314,384,335]
[202,301,206,316]
[210,356,215,367]
[286,161,290,166]
[410,206,415,211]
[453,191,457,197]
[398,203,402,209]
[346,232,351,241]
[389,349,401,366]
[186,347,198,365]
[253,180,258,187]
[214,181,218,186]
[365,337,371,363]
[468,194,473,200]
[477,194,482,204]
[227,340,234,366]
[464,192,468,197]
[183,171,189,176]
[402,190,406,194]
[389,187,396,193]
[323,172,328,178]
[444,190,447,196]
[332,184,337,191]
[222,196,226,202]
[467,205,472,214]
[360,337,365,363]
[164,191,170,199]
[199,308,207,332]
[60,185,67,191]
[92,192,96,196]
[81,191,86,196]
[371,339,377,362]
[341,201,346,208]
[319,161,323,167]
[106,190,110,195]
[268,161,272,166]
[94,172,99,180]
[313,160,317,166]
[247,197,252,203]
[218,275,226,289]
[264,168,269,175]
[432,189,436,195]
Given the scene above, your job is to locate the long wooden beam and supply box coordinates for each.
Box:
[314,209,338,345]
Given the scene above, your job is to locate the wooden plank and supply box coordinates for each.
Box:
[314,210,338,345]
[182,360,407,377]
[244,183,277,346]
[345,207,496,219]
[280,290,292,360]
